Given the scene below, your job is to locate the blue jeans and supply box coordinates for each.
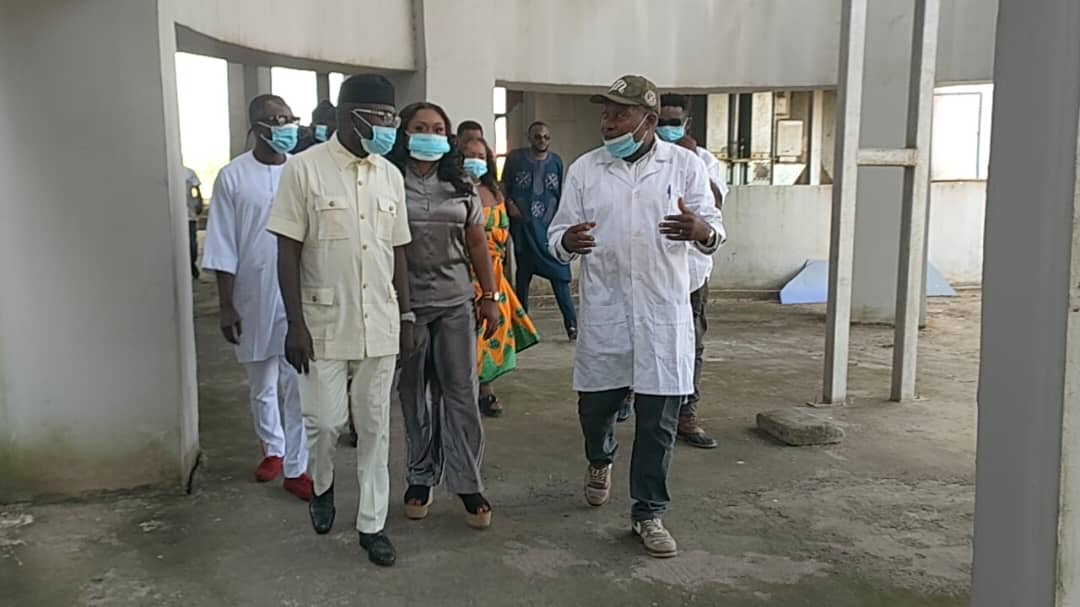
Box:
[515,258,577,331]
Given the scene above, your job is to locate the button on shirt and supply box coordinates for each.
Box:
[548,140,725,396]
[266,135,410,361]
[689,147,730,291]
[403,165,484,308]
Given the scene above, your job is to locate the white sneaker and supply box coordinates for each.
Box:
[633,518,678,558]
[585,463,612,507]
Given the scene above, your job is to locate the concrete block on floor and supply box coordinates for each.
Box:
[757,407,845,446]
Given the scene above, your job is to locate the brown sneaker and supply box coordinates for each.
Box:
[633,518,678,558]
[585,463,612,506]
[677,415,718,449]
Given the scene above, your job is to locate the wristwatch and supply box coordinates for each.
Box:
[479,291,505,303]
[400,311,417,323]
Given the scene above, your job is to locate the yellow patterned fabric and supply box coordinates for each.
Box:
[475,203,539,383]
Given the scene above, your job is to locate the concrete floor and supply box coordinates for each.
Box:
[1,280,980,606]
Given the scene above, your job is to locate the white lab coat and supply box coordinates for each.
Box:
[202,152,288,364]
[689,147,730,292]
[549,141,725,396]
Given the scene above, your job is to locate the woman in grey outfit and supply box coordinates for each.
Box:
[389,102,501,529]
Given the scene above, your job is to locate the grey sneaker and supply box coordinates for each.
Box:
[633,518,678,558]
[585,463,612,506]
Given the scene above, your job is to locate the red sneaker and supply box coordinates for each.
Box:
[255,456,283,483]
[283,474,314,502]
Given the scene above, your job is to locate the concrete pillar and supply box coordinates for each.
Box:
[0,0,198,499]
[393,0,495,133]
[227,63,271,158]
[316,71,331,103]
[809,90,824,185]
[970,0,1080,604]
[849,0,919,324]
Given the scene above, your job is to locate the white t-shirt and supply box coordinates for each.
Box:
[688,147,729,291]
[183,167,201,221]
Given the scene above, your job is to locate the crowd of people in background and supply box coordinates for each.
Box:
[194,72,726,567]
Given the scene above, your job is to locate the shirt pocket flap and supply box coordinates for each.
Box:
[377,197,397,215]
[302,287,335,306]
[314,195,344,211]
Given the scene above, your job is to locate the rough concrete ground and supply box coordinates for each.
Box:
[1,280,979,606]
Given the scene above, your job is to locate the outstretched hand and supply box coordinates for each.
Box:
[659,198,711,243]
[561,222,597,255]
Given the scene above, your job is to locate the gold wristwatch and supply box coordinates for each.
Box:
[479,291,504,303]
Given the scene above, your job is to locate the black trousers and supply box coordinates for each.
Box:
[188,220,199,275]
[681,280,709,417]
[579,388,681,521]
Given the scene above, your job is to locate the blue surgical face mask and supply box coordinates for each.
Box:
[656,124,686,142]
[352,112,397,156]
[464,157,489,179]
[260,123,299,154]
[314,125,329,142]
[603,115,649,159]
[408,133,451,161]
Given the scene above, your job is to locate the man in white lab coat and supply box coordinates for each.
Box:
[203,94,312,502]
[549,75,725,558]
[656,93,730,449]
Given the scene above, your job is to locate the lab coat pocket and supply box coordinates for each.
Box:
[301,287,337,340]
[314,195,351,240]
[376,197,397,242]
[579,304,631,355]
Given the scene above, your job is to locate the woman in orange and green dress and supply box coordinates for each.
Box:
[461,137,540,417]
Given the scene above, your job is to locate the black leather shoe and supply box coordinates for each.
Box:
[309,484,335,535]
[358,531,397,567]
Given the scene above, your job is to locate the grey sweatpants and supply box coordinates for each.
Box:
[397,302,485,494]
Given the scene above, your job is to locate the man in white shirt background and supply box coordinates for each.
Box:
[183,166,203,279]
[549,75,725,559]
[202,94,312,502]
[656,93,729,449]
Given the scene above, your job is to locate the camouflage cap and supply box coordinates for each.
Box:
[589,75,660,113]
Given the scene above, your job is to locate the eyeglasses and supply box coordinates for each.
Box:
[657,118,687,128]
[352,108,400,128]
[257,115,300,127]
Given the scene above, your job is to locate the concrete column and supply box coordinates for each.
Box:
[395,0,495,133]
[0,0,198,499]
[970,0,1080,604]
[227,63,271,158]
[316,71,331,103]
[809,90,824,185]
[849,0,919,324]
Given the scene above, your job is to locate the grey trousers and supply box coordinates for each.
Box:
[397,302,485,494]
[579,388,681,521]
[681,280,709,417]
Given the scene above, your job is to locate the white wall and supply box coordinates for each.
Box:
[0,0,197,500]
[171,0,415,72]
[712,187,833,290]
[493,0,996,90]
[710,183,986,290]
[928,181,986,284]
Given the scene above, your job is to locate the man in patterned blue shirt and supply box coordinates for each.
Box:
[502,121,578,340]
